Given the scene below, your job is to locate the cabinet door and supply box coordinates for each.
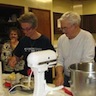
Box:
[81,14,96,33]
[29,8,51,40]
[0,4,24,22]
[53,12,63,34]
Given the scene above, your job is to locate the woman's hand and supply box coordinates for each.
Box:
[8,56,17,67]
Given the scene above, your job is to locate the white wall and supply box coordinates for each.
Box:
[0,0,52,10]
[53,0,72,13]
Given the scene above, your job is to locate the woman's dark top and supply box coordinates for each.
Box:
[13,35,55,83]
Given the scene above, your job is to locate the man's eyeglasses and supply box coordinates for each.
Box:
[21,26,33,32]
[60,24,74,32]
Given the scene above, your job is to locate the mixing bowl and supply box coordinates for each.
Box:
[69,62,96,96]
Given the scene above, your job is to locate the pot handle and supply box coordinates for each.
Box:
[68,80,73,85]
[86,76,96,84]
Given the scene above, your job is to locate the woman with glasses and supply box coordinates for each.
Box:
[55,11,95,87]
[8,12,55,83]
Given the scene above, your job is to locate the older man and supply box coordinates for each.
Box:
[55,11,95,87]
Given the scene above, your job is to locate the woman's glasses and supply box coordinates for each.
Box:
[21,26,33,32]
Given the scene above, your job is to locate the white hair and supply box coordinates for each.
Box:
[59,11,81,26]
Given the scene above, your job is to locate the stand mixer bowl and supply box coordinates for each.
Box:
[69,62,96,96]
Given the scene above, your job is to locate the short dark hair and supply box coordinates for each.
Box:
[8,27,21,39]
[18,12,38,29]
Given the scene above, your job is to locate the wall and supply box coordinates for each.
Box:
[0,0,52,10]
[72,0,96,41]
[83,0,96,15]
[53,0,72,13]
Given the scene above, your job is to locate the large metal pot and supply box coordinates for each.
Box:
[69,62,96,96]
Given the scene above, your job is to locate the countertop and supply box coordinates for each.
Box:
[2,74,71,96]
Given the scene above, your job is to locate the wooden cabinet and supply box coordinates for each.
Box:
[0,4,24,44]
[29,8,51,40]
[0,4,24,22]
[80,14,96,33]
[53,12,63,34]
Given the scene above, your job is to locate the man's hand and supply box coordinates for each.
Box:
[54,65,64,86]
[54,74,64,86]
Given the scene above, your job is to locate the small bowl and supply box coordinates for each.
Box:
[20,76,34,92]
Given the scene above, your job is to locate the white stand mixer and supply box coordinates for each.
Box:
[27,50,63,96]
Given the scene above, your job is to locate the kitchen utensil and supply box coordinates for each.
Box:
[20,76,34,91]
[9,76,34,93]
[62,87,73,96]
[69,62,96,96]
[27,50,63,96]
